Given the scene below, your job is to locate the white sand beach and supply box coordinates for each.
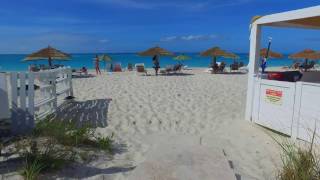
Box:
[49,68,283,180]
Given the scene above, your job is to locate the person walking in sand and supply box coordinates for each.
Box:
[152,55,160,76]
[95,55,101,75]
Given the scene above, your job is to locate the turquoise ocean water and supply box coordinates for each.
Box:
[0,53,298,72]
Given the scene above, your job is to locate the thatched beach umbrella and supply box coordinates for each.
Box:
[138,46,174,57]
[289,49,319,60]
[173,54,191,65]
[99,54,112,70]
[289,49,320,71]
[24,46,71,67]
[200,46,235,65]
[173,54,191,61]
[260,48,283,59]
[99,54,112,62]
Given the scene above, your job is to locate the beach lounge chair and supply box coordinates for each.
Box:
[127,63,133,71]
[183,65,192,70]
[173,64,182,73]
[113,63,122,72]
[211,63,219,74]
[230,62,239,72]
[72,67,93,78]
[305,61,316,71]
[218,62,226,73]
[135,63,148,75]
[239,66,249,73]
[164,64,182,74]
[29,65,40,72]
[291,62,300,70]
[299,61,315,71]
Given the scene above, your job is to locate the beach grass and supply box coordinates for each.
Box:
[2,116,115,179]
[275,130,320,180]
[16,137,75,180]
[21,157,44,180]
[33,118,114,151]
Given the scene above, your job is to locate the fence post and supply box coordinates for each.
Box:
[0,73,10,120]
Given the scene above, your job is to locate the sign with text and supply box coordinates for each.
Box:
[265,89,283,105]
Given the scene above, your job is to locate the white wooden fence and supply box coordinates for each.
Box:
[250,77,320,143]
[0,68,73,134]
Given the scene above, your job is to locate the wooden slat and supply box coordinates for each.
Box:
[56,88,70,96]
[68,68,74,96]
[28,73,35,117]
[10,72,18,109]
[35,97,56,108]
[0,73,10,119]
[19,73,26,111]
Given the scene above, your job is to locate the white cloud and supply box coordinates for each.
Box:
[99,39,109,43]
[161,34,219,42]
[85,0,251,10]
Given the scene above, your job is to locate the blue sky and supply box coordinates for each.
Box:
[0,0,319,54]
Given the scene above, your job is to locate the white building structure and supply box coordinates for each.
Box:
[246,6,320,142]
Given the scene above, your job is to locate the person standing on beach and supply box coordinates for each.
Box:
[95,55,101,75]
[152,55,160,76]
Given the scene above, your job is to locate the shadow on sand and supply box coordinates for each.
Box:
[45,164,136,179]
[159,73,195,76]
[0,98,134,179]
[213,71,247,75]
[72,74,96,79]
[53,99,112,128]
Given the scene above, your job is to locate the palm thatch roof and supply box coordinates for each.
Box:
[173,54,191,61]
[24,46,71,61]
[289,49,320,60]
[138,46,173,56]
[99,54,112,62]
[200,47,235,58]
[260,48,283,59]
[225,52,239,59]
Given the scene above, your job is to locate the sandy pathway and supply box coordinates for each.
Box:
[69,69,282,180]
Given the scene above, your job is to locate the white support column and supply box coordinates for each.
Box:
[245,24,262,121]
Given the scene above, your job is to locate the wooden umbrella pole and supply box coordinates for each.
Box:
[305,58,308,71]
[48,57,52,67]
[213,56,217,65]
